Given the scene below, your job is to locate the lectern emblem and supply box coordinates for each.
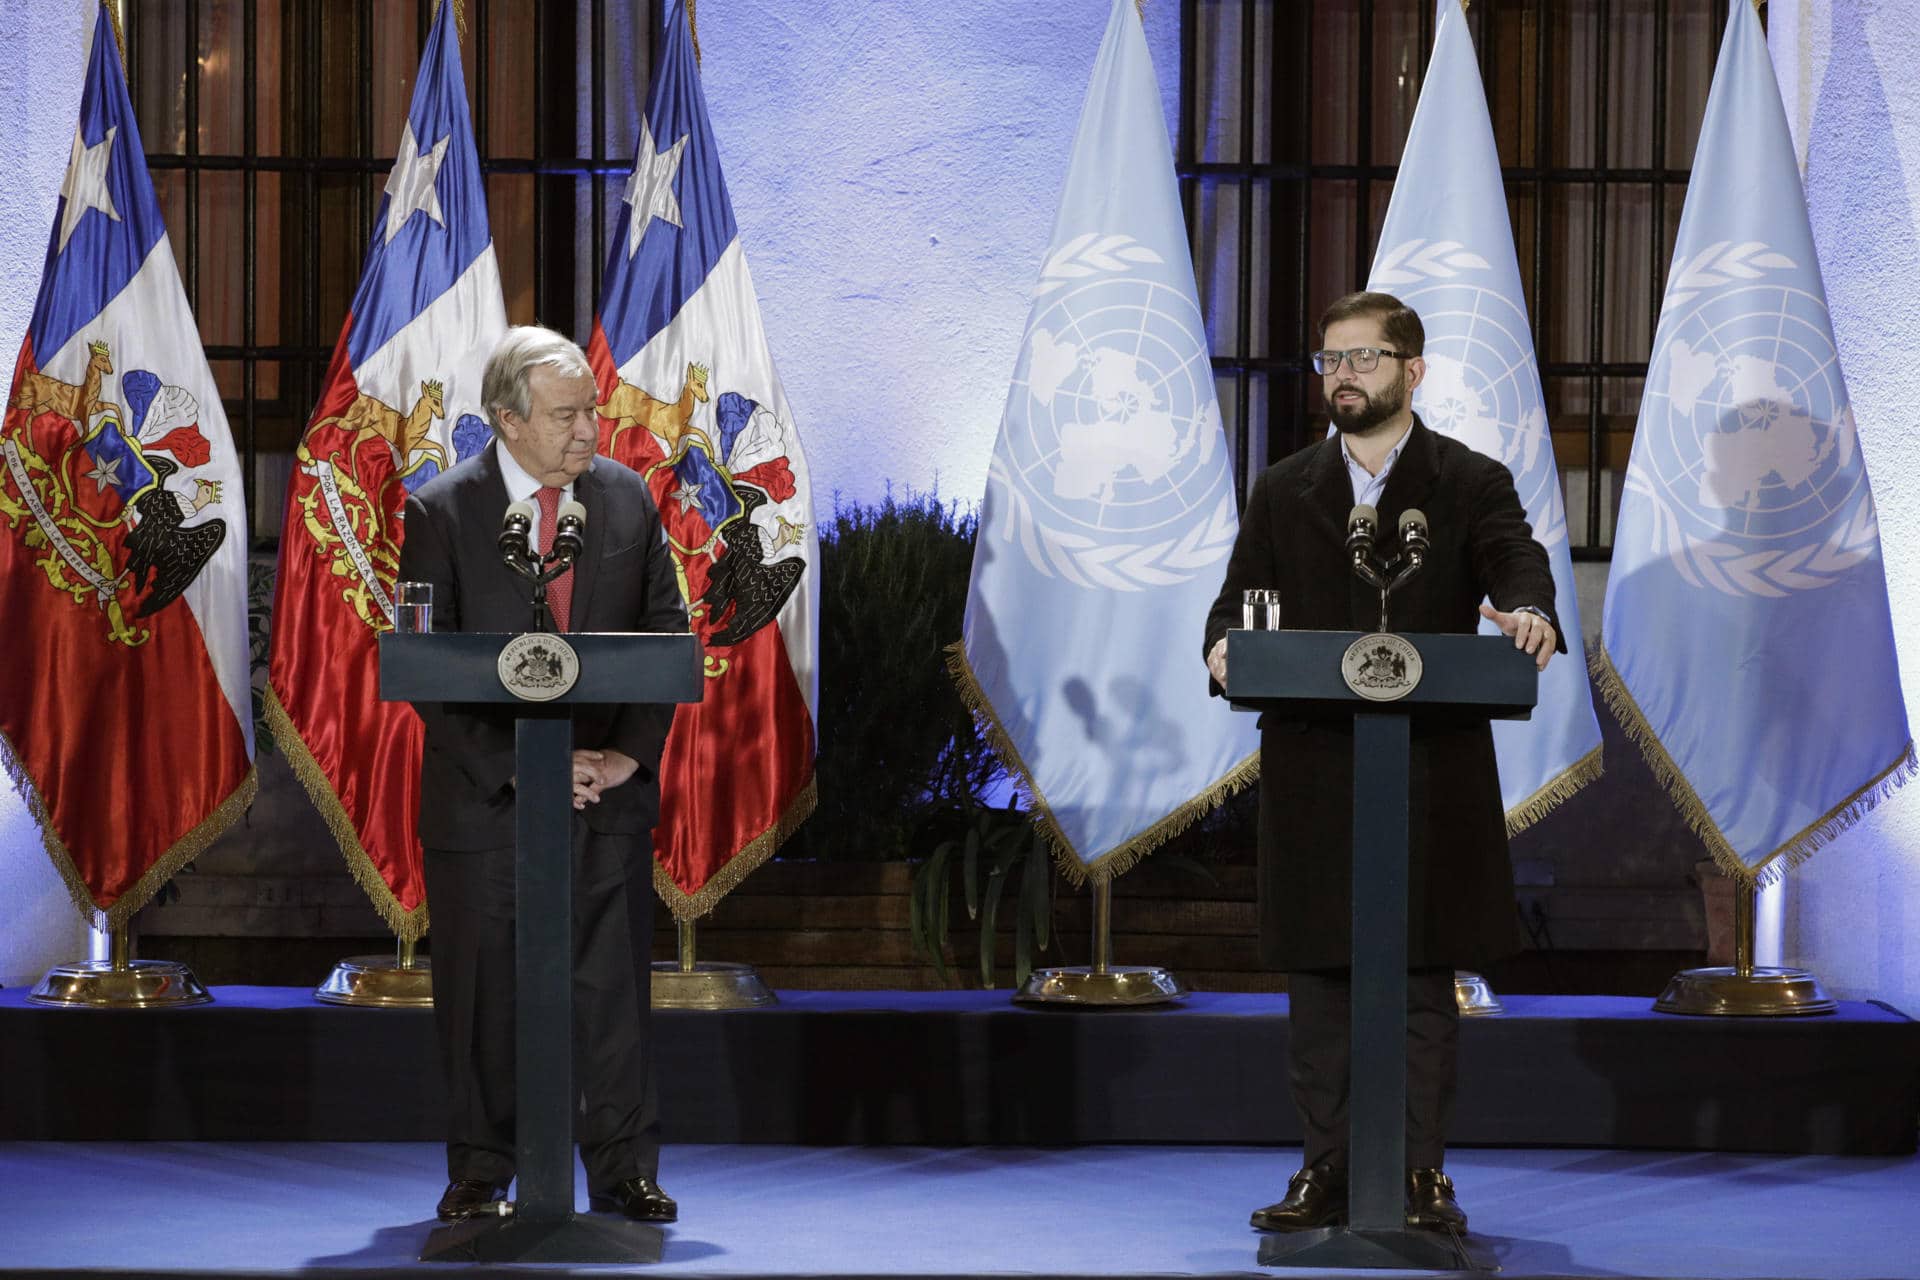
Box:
[497,633,580,702]
[1342,634,1423,702]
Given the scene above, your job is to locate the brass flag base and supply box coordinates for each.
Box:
[1454,969,1504,1016]
[29,957,211,1008]
[1015,963,1189,1006]
[1654,965,1836,1016]
[314,955,434,1008]
[649,920,777,1009]
[650,959,777,1009]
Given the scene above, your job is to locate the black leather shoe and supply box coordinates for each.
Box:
[436,1178,508,1223]
[589,1175,678,1223]
[1250,1161,1347,1232]
[1406,1167,1467,1232]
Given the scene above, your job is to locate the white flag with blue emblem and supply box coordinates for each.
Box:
[1367,0,1603,831]
[1598,0,1913,885]
[952,0,1257,878]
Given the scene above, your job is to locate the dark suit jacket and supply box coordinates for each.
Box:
[1203,418,1563,971]
[396,444,688,851]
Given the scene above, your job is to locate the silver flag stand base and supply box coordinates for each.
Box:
[29,958,211,1008]
[1016,964,1189,1006]
[1013,880,1188,1007]
[1654,965,1836,1016]
[315,955,434,1008]
[1455,969,1504,1015]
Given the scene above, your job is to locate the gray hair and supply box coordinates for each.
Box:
[481,325,595,435]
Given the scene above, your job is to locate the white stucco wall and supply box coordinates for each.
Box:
[697,0,1182,513]
[0,1,98,986]
[1770,3,1920,1014]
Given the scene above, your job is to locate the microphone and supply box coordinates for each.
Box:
[1346,504,1379,562]
[1398,508,1430,569]
[498,499,536,564]
[551,499,587,565]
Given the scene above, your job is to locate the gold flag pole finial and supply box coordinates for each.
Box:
[687,0,702,66]
[429,0,469,37]
[102,1,128,74]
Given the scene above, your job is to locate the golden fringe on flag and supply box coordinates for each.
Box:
[652,773,817,920]
[264,688,430,941]
[1590,644,1917,887]
[3,727,257,930]
[1503,742,1604,837]
[946,641,1259,887]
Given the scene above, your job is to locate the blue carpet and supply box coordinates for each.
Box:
[2,1142,1916,1278]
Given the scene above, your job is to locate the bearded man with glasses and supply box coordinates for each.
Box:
[1202,290,1564,1236]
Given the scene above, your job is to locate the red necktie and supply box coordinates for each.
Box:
[533,485,574,631]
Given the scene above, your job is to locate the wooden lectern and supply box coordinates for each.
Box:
[381,630,703,1265]
[1225,628,1536,1273]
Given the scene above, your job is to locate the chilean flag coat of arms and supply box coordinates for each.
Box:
[0,7,256,927]
[266,1,506,938]
[591,1,818,916]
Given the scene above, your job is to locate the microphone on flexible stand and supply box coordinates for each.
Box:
[1397,508,1430,572]
[498,499,537,568]
[551,499,587,566]
[1346,503,1379,570]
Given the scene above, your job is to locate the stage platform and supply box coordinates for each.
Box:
[2,1140,1917,1279]
[3,988,1916,1154]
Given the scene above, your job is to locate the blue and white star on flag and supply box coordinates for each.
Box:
[58,123,120,252]
[381,122,450,244]
[625,118,688,257]
[1597,0,1912,884]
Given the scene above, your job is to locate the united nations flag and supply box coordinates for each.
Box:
[1598,0,1913,884]
[1367,0,1603,832]
[952,0,1257,878]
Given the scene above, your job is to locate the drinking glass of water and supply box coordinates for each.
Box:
[393,581,433,635]
[1242,588,1280,631]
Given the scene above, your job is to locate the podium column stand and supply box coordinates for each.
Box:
[380,631,702,1265]
[1227,629,1536,1272]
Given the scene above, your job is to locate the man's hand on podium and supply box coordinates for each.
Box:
[1206,636,1228,687]
[572,748,640,809]
[1479,602,1556,672]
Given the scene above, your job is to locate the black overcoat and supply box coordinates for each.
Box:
[396,444,689,851]
[1202,418,1563,972]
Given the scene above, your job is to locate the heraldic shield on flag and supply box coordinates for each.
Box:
[591,0,818,917]
[0,6,256,927]
[952,0,1258,881]
[1366,0,1604,833]
[1598,0,1913,886]
[266,1,507,938]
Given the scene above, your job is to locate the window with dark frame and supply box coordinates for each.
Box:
[130,0,1743,557]
[1179,0,1740,557]
[127,0,663,548]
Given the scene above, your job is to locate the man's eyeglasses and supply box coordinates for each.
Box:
[1311,347,1411,375]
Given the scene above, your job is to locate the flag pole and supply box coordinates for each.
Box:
[651,917,776,1009]
[1015,876,1188,1006]
[28,919,210,1008]
[1654,878,1835,1016]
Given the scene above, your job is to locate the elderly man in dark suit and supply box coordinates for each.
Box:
[397,325,687,1226]
[1204,291,1563,1235]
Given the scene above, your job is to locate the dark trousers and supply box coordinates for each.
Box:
[424,825,659,1191]
[1286,966,1458,1172]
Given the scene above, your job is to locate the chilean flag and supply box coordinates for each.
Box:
[592,0,818,916]
[266,1,506,938]
[0,6,255,927]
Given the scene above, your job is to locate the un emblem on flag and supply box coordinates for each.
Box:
[1638,246,1876,597]
[995,234,1236,592]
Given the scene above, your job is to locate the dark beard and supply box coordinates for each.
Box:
[1329,369,1408,435]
